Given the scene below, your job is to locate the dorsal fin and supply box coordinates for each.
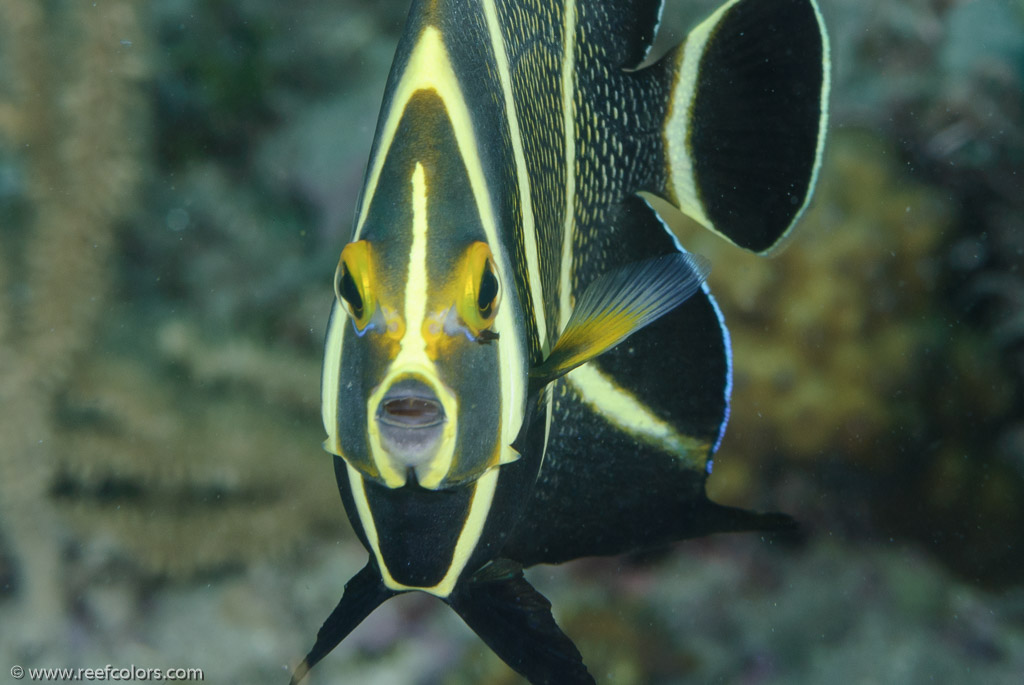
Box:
[659,0,830,252]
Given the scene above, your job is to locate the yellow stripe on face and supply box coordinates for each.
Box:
[404,163,430,360]
[365,163,459,490]
[567,363,708,470]
[348,461,499,598]
[354,28,497,252]
[322,301,345,444]
[482,0,548,352]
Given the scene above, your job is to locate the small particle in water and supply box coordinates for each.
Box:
[166,207,190,232]
[120,39,133,47]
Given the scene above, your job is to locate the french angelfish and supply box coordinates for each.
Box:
[294,0,829,682]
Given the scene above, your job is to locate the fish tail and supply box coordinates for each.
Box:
[657,0,831,254]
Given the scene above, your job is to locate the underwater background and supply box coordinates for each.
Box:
[1,0,1022,682]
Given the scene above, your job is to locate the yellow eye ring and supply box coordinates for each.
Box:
[457,241,500,337]
[336,240,376,332]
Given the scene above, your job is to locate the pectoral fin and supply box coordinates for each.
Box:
[447,560,594,685]
[290,561,397,685]
[530,252,710,389]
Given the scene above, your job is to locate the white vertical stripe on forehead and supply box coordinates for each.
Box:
[365,161,459,491]
[482,0,548,352]
[401,162,430,359]
[354,27,497,250]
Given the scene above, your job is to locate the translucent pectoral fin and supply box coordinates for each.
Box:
[530,252,710,389]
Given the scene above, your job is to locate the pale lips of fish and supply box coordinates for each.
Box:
[376,378,446,469]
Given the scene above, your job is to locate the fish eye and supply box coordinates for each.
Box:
[457,241,500,337]
[336,240,376,331]
[337,265,363,317]
[477,259,498,318]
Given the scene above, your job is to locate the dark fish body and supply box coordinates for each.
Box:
[296,0,830,682]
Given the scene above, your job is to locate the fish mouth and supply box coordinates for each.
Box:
[375,379,446,466]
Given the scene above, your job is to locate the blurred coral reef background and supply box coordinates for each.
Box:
[1,0,1023,682]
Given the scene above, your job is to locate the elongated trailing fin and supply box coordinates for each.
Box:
[447,560,594,685]
[530,252,710,388]
[662,0,830,253]
[290,562,396,685]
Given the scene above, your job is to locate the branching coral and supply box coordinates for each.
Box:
[0,0,149,648]
[51,348,338,579]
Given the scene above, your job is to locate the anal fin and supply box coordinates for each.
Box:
[447,560,594,685]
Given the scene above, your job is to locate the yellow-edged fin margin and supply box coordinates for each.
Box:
[343,24,526,479]
[786,0,831,256]
[532,252,710,386]
[346,461,500,597]
[664,0,831,252]
[663,0,736,232]
[482,0,548,353]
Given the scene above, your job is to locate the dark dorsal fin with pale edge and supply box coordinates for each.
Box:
[579,0,665,68]
[503,197,794,567]
[660,0,830,253]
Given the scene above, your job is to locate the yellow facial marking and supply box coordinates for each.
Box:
[404,162,431,356]
[456,241,501,338]
[335,24,527,490]
[363,163,460,490]
[336,240,377,332]
[353,24,526,476]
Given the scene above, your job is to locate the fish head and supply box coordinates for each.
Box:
[327,230,517,490]
[322,85,528,492]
